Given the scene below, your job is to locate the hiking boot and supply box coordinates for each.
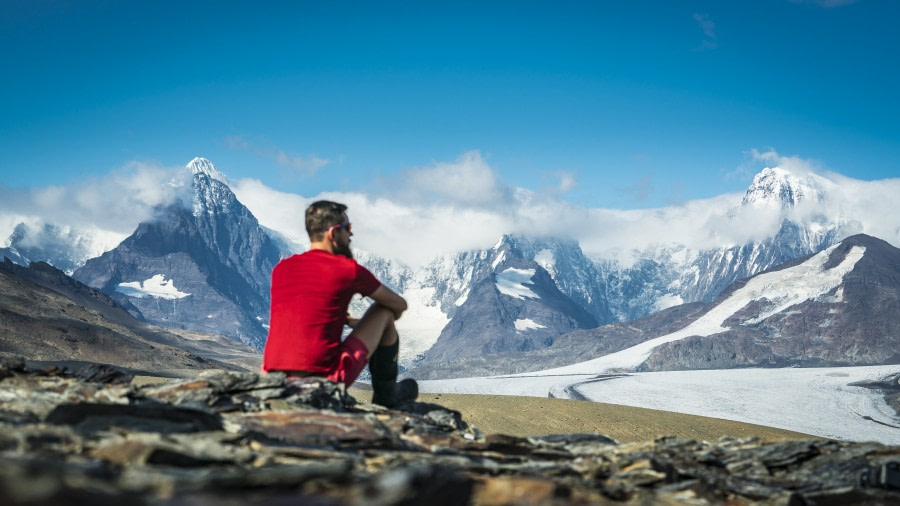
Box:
[372,378,418,408]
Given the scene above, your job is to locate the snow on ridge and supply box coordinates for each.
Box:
[187,157,229,184]
[741,166,831,207]
[533,249,555,277]
[116,274,191,300]
[653,294,684,312]
[496,268,539,300]
[532,244,866,375]
[514,318,546,331]
[491,250,506,270]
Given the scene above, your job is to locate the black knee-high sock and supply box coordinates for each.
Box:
[369,341,399,382]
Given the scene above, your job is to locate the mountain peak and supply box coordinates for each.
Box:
[187,157,229,184]
[741,167,829,208]
[183,158,240,217]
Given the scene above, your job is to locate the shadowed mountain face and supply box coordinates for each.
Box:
[74,159,283,349]
[0,258,259,375]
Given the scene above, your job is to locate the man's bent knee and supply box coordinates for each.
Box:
[352,303,399,355]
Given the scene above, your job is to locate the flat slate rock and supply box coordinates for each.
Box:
[1,355,899,505]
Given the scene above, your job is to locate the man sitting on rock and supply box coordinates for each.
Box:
[262,200,418,408]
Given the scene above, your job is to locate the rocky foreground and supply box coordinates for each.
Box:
[1,355,898,505]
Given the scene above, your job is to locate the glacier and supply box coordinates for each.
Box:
[419,365,900,444]
[116,274,191,300]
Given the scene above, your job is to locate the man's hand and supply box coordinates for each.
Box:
[345,314,360,329]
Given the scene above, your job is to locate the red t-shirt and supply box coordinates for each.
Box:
[262,250,381,373]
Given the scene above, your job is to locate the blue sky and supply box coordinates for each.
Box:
[1,0,898,210]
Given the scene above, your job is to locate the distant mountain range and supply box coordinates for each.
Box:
[410,233,900,379]
[639,233,900,371]
[1,158,896,380]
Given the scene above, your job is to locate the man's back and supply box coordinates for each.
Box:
[263,250,380,373]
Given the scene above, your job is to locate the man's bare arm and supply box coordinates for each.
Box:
[368,285,408,320]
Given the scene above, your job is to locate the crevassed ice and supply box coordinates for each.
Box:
[116,274,191,300]
[496,268,539,300]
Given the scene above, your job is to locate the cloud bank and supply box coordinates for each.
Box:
[0,161,187,256]
[3,150,898,269]
[232,149,900,267]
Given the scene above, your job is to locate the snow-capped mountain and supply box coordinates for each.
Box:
[534,234,900,375]
[741,167,831,207]
[6,156,890,372]
[0,221,122,275]
[640,234,900,370]
[356,165,866,369]
[412,233,900,379]
[416,235,613,323]
[422,241,598,363]
[595,167,861,322]
[73,158,284,349]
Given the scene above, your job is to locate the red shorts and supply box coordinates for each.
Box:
[323,335,370,386]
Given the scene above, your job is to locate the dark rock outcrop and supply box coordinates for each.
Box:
[1,357,899,505]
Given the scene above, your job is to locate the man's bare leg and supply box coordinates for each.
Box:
[349,303,417,407]
[350,303,398,356]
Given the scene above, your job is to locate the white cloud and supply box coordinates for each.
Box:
[750,148,822,177]
[225,135,329,177]
[560,172,577,193]
[789,0,861,8]
[229,178,312,248]
[693,13,718,50]
[386,150,511,207]
[4,149,898,273]
[0,161,186,256]
[232,148,900,269]
[540,170,577,195]
[275,150,330,176]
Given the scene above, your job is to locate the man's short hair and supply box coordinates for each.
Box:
[306,200,348,241]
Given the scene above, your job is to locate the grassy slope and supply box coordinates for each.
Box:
[350,388,816,442]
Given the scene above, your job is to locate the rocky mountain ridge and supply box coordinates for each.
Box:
[422,248,598,363]
[641,233,900,371]
[73,158,283,349]
[0,258,259,375]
